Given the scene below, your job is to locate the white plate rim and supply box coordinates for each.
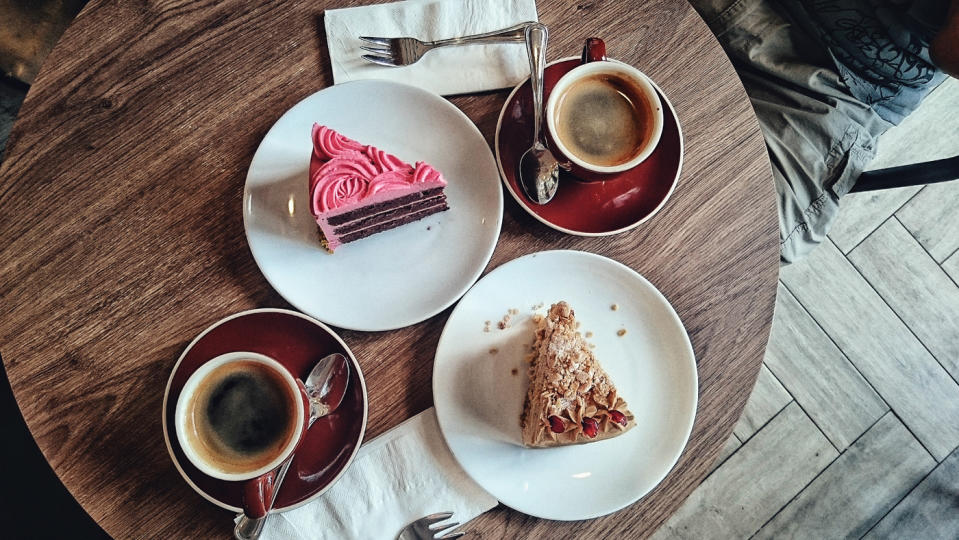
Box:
[243,79,504,331]
[432,249,698,520]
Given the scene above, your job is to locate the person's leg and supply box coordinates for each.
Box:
[688,0,890,263]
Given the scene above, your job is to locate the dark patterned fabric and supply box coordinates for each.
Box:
[797,0,948,123]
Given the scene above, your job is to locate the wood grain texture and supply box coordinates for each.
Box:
[865,447,959,539]
[0,0,779,537]
[732,364,791,442]
[651,402,837,540]
[945,250,959,282]
[850,219,959,380]
[828,187,921,254]
[710,434,742,475]
[781,240,959,461]
[753,413,935,540]
[765,283,887,451]
[896,181,959,263]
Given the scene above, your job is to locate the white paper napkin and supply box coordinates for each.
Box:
[244,407,498,540]
[324,0,538,96]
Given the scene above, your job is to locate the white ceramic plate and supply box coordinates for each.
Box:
[244,80,503,331]
[433,250,698,520]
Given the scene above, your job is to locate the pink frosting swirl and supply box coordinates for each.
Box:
[412,162,444,184]
[309,126,447,215]
[368,170,415,195]
[312,124,366,160]
[310,157,377,213]
[369,147,407,172]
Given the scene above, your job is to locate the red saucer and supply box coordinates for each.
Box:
[162,309,367,512]
[495,58,684,235]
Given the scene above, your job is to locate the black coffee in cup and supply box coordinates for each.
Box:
[553,73,655,168]
[183,360,299,475]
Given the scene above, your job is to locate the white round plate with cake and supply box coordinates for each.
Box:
[432,250,697,520]
[244,80,503,331]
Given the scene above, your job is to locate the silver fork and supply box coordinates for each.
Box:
[360,21,534,67]
[396,511,466,540]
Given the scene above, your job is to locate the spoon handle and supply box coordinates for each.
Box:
[525,23,548,145]
[233,458,294,540]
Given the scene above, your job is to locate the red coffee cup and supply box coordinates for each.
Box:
[174,351,311,518]
[545,38,664,180]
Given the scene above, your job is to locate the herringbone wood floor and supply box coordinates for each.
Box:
[654,78,959,540]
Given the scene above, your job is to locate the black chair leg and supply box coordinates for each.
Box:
[850,155,959,192]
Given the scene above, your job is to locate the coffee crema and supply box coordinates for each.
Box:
[553,73,654,167]
[184,360,299,475]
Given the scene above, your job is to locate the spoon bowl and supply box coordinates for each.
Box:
[517,23,561,205]
[234,353,351,539]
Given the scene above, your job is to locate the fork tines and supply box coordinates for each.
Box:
[359,36,400,67]
[426,512,464,539]
[359,36,392,46]
[361,54,400,67]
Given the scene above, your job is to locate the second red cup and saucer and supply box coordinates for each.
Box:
[495,58,684,235]
[161,308,368,514]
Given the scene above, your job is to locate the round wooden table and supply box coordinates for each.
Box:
[0,0,779,537]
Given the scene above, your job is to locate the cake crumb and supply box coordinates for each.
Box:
[497,308,516,329]
[511,368,519,376]
[585,331,593,338]
[532,314,544,324]
[483,320,492,333]
[427,226,432,230]
[589,343,596,348]
[617,329,627,337]
[531,302,544,310]
[489,348,499,355]
[611,303,619,311]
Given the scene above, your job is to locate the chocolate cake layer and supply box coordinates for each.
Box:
[331,194,447,235]
[326,187,445,226]
[338,203,449,244]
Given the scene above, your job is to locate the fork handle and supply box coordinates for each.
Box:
[427,21,535,47]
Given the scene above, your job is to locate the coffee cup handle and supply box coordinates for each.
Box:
[240,380,311,519]
[242,473,277,519]
[581,37,607,64]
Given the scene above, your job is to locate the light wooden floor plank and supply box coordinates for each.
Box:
[829,188,921,254]
[709,434,742,475]
[944,250,959,284]
[882,79,959,261]
[732,364,791,442]
[896,182,959,263]
[765,283,887,450]
[753,413,935,539]
[651,403,836,540]
[780,240,959,461]
[865,447,959,539]
[829,78,959,254]
[849,219,959,380]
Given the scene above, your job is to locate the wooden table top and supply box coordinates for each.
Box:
[0,0,779,537]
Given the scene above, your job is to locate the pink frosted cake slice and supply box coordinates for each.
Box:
[309,124,449,251]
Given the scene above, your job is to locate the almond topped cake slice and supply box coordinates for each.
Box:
[521,301,635,447]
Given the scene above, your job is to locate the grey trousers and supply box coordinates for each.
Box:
[689,0,892,263]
